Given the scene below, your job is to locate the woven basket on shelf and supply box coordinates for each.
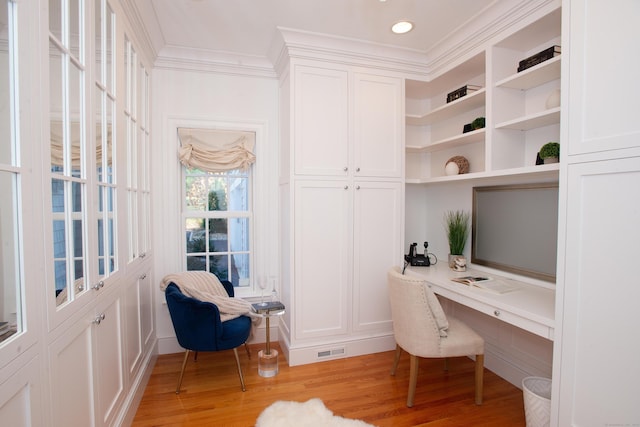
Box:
[445,156,469,174]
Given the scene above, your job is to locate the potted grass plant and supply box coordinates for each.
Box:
[444,210,470,271]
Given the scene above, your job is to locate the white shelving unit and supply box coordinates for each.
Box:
[405,7,562,184]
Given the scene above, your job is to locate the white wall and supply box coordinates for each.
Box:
[150,68,279,352]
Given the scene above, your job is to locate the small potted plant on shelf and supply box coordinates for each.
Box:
[471,116,485,130]
[539,142,560,164]
[444,210,470,271]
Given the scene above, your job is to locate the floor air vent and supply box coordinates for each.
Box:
[317,347,345,359]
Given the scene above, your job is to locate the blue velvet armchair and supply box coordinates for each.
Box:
[165,281,252,393]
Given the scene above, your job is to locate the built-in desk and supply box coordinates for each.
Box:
[405,265,555,340]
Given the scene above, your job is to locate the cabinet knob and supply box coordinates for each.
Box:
[344,185,349,190]
[494,310,501,317]
[356,167,360,172]
[93,313,106,325]
[140,274,147,280]
[356,185,361,190]
[92,280,104,291]
[343,167,348,172]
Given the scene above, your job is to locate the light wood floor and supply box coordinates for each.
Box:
[132,343,525,426]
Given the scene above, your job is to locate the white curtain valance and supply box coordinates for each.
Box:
[177,128,256,173]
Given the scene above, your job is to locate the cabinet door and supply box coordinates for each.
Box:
[353,73,403,178]
[93,296,124,427]
[352,181,402,332]
[556,157,640,426]
[294,181,351,340]
[294,65,349,176]
[48,315,96,427]
[566,0,640,156]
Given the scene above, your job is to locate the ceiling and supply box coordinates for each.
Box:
[133,0,497,62]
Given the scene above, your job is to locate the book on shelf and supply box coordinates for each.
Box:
[451,276,516,294]
[446,84,482,103]
[517,45,561,72]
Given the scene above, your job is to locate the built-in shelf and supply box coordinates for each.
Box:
[496,56,561,90]
[406,128,485,153]
[406,89,486,126]
[496,107,560,130]
[406,163,559,185]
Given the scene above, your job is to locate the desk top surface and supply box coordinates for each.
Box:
[405,264,555,337]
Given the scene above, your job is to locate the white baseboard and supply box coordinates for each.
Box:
[283,334,396,366]
[115,340,158,426]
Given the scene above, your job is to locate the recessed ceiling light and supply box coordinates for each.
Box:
[391,21,413,34]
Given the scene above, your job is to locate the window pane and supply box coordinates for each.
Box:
[69,0,81,60]
[106,96,113,184]
[94,0,102,84]
[105,5,113,92]
[0,172,21,339]
[49,0,62,42]
[209,218,227,252]
[185,219,205,253]
[0,5,11,165]
[69,62,82,178]
[50,42,63,173]
[185,176,206,211]
[229,218,249,252]
[95,86,102,180]
[207,176,228,211]
[229,176,248,211]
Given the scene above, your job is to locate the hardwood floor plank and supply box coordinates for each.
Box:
[132,344,525,426]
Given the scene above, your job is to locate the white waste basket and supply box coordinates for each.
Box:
[522,376,551,427]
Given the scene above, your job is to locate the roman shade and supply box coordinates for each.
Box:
[177,128,256,173]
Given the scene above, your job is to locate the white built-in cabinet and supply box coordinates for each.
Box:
[552,0,640,425]
[47,265,153,427]
[282,61,403,364]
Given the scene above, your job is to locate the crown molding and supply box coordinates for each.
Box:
[117,0,162,64]
[426,0,561,78]
[269,27,430,79]
[154,45,277,79]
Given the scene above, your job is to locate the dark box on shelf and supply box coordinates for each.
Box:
[446,84,481,103]
[517,45,561,72]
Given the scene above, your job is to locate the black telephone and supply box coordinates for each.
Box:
[404,242,431,267]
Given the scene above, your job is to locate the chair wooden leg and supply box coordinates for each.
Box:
[391,344,402,376]
[233,347,246,392]
[244,342,251,359]
[475,354,484,405]
[176,349,190,394]
[407,354,419,408]
[193,351,198,361]
[443,357,450,372]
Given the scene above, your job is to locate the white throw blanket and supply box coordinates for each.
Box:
[160,271,260,327]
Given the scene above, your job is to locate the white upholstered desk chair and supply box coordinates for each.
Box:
[387,266,485,407]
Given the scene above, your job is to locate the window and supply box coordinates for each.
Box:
[184,167,252,288]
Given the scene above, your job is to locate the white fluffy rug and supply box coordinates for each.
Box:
[255,398,376,427]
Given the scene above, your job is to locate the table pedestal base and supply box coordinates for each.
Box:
[258,349,279,377]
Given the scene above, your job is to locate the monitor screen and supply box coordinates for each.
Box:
[471,183,558,282]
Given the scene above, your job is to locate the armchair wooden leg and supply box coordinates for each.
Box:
[233,347,246,392]
[407,354,419,408]
[475,354,484,405]
[244,342,251,359]
[176,349,190,394]
[391,344,402,376]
